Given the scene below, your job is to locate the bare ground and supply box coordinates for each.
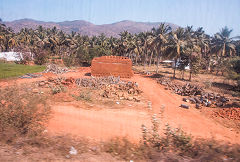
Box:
[1,66,240,161]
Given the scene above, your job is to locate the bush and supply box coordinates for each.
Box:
[226,57,240,88]
[0,85,51,137]
[34,50,48,65]
[72,90,92,102]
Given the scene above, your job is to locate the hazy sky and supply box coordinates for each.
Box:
[0,0,239,36]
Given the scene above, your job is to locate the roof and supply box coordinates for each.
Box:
[0,52,22,61]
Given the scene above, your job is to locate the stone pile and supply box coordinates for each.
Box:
[157,77,203,96]
[43,64,69,74]
[75,76,122,88]
[75,76,142,101]
[157,77,230,108]
[38,77,75,87]
[102,82,142,102]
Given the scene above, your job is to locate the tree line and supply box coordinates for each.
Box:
[0,21,240,81]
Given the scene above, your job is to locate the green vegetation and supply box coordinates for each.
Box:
[1,22,239,81]
[0,62,45,79]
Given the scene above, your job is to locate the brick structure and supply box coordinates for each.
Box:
[91,56,134,78]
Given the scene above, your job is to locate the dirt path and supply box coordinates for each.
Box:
[132,74,240,144]
[48,104,151,142]
[48,73,240,144]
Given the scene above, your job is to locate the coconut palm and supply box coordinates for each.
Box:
[165,27,186,78]
[212,26,236,58]
[211,26,239,75]
[151,23,172,73]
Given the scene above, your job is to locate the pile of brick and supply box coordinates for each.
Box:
[157,77,230,108]
[213,108,240,120]
[43,64,69,74]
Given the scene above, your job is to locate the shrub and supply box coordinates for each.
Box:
[72,90,92,102]
[34,50,48,65]
[50,85,66,94]
[0,85,51,137]
[226,57,240,89]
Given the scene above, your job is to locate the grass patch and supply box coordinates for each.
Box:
[0,62,45,79]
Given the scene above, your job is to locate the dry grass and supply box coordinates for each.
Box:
[0,85,51,138]
[102,115,240,161]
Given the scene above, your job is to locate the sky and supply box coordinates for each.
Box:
[0,0,239,36]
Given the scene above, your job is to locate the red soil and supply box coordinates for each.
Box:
[1,67,239,144]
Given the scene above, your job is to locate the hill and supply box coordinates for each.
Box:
[3,19,179,37]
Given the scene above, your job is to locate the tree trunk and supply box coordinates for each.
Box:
[148,51,153,67]
[156,53,160,73]
[189,59,192,81]
[135,54,138,65]
[182,70,185,80]
[143,50,147,71]
[207,55,211,72]
[173,58,177,79]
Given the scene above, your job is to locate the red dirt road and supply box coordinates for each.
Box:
[47,72,240,144]
[132,74,240,143]
[48,105,151,142]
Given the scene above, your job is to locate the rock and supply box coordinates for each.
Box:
[189,98,196,103]
[128,96,133,101]
[220,97,227,103]
[0,100,6,105]
[232,102,240,108]
[207,101,212,107]
[133,97,140,102]
[183,98,189,102]
[69,146,77,155]
[120,97,124,100]
[32,89,39,93]
[65,155,70,159]
[216,102,223,107]
[39,82,45,86]
[194,97,201,104]
[180,104,189,109]
[44,64,69,74]
[196,103,201,109]
[148,101,152,109]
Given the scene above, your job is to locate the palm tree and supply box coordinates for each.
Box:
[151,23,171,73]
[211,26,238,75]
[212,26,236,58]
[165,27,186,78]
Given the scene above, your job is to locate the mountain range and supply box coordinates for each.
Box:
[3,19,179,37]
